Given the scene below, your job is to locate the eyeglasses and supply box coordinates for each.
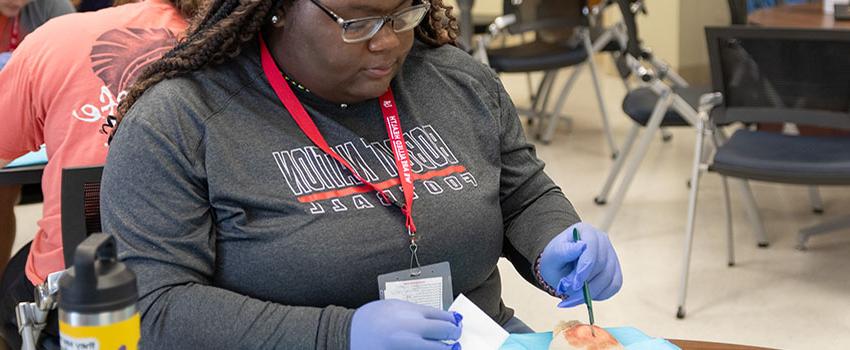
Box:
[309,0,431,43]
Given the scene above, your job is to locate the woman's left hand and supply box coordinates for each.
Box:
[538,222,622,308]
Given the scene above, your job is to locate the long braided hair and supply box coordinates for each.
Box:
[110,0,459,136]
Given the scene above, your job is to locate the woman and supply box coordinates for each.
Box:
[101,0,622,349]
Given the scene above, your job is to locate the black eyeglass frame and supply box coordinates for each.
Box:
[308,0,431,43]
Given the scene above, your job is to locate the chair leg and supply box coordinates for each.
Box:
[661,128,673,142]
[808,186,824,214]
[797,215,850,251]
[722,176,735,267]
[599,90,674,231]
[582,30,618,159]
[595,124,639,205]
[533,70,558,133]
[533,71,557,114]
[710,128,770,247]
[540,65,585,144]
[518,71,554,131]
[677,117,707,319]
[732,179,770,247]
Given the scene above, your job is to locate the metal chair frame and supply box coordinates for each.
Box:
[473,0,620,157]
[593,1,770,253]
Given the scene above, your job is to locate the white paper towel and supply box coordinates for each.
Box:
[448,294,510,350]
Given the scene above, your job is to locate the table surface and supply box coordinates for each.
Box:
[0,164,46,186]
[669,339,775,350]
[749,2,850,29]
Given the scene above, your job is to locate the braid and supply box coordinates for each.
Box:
[115,0,281,125]
[110,0,459,140]
[416,0,459,47]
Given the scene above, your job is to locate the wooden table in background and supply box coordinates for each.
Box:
[749,2,850,29]
[669,339,775,350]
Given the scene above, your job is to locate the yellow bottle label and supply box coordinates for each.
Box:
[59,313,140,350]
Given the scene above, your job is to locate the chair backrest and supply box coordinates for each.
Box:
[502,0,589,36]
[60,165,104,268]
[705,26,850,130]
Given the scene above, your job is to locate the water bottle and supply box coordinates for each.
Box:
[58,233,140,350]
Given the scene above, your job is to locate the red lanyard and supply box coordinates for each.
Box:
[259,35,419,241]
[8,15,20,51]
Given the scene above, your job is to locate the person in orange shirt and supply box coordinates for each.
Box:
[0,1,202,348]
[0,0,73,292]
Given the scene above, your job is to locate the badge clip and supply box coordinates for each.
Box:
[408,228,422,277]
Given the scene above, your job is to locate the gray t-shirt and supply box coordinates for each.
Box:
[20,0,74,33]
[101,39,581,350]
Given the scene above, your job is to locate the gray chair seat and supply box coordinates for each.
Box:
[487,41,588,73]
[711,129,850,185]
[622,86,707,127]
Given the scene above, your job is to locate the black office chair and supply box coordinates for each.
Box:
[14,165,104,350]
[677,26,850,319]
[727,0,829,214]
[475,0,618,155]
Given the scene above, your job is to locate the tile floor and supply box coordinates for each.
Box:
[11,69,850,350]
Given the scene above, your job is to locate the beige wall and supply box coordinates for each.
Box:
[678,0,731,83]
[470,0,503,16]
[604,0,731,84]
[680,0,730,69]
[636,1,682,69]
[443,0,502,17]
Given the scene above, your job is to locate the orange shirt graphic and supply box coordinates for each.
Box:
[0,0,188,285]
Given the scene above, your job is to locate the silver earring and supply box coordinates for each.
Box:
[271,15,279,24]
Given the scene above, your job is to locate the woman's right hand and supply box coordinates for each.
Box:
[350,299,463,350]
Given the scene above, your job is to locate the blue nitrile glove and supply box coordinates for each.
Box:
[351,299,463,350]
[538,222,622,308]
[0,52,12,71]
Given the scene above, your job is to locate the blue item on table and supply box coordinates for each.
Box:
[0,51,12,70]
[5,148,48,168]
[499,327,680,350]
[539,222,623,308]
[500,332,552,350]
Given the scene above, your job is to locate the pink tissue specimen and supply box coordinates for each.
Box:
[549,321,624,350]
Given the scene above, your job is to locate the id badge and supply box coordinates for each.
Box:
[378,261,454,310]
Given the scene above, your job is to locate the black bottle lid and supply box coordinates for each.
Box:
[59,233,138,314]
